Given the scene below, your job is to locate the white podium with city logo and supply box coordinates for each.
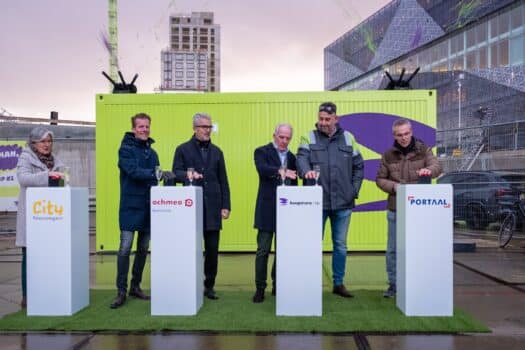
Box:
[26,187,89,316]
[150,186,203,315]
[276,186,322,316]
[396,184,453,316]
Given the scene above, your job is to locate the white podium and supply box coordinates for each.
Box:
[276,186,322,316]
[150,186,203,315]
[396,184,453,316]
[26,187,89,316]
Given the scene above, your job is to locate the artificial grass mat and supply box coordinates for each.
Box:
[0,254,489,333]
[0,289,488,333]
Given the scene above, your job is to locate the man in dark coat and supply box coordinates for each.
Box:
[172,112,231,300]
[111,113,159,309]
[252,123,297,303]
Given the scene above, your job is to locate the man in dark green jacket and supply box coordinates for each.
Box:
[297,102,364,298]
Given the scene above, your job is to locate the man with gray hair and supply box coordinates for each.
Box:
[252,123,297,303]
[171,112,231,300]
[376,118,441,298]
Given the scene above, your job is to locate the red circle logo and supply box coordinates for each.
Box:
[185,198,194,207]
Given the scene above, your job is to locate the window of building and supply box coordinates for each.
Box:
[466,51,477,69]
[418,49,431,68]
[211,29,215,34]
[466,27,476,48]
[183,44,190,50]
[175,53,184,60]
[182,36,190,43]
[186,53,195,59]
[175,71,183,78]
[187,71,195,78]
[490,17,499,38]
[204,19,212,25]
[182,27,190,34]
[200,37,208,43]
[200,28,208,34]
[432,41,447,61]
[498,12,510,36]
[479,46,488,68]
[477,21,488,44]
[175,63,183,69]
[187,62,195,69]
[511,5,524,30]
[450,34,464,54]
[199,53,207,60]
[200,45,208,49]
[510,33,525,65]
[499,39,509,66]
[175,80,183,86]
[199,63,206,69]
[490,43,498,66]
[451,56,464,71]
[172,18,180,24]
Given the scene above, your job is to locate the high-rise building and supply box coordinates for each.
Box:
[161,12,220,92]
[324,0,525,172]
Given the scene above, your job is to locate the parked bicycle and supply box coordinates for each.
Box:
[498,193,525,248]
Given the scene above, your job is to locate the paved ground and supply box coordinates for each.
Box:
[1,220,525,349]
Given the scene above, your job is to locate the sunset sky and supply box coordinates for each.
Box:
[1,0,390,121]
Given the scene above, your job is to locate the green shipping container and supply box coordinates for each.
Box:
[96,90,437,252]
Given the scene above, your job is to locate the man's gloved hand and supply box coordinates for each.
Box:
[161,171,176,182]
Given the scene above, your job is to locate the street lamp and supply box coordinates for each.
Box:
[456,73,464,149]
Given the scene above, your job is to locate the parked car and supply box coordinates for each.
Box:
[437,171,525,230]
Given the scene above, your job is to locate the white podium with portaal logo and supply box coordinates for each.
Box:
[276,186,322,316]
[397,184,453,316]
[150,186,203,315]
[26,187,89,315]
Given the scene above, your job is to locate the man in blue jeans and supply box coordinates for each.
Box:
[297,102,364,298]
[110,113,174,309]
[376,118,441,298]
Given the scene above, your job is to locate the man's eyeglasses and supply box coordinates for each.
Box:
[34,140,53,144]
[196,125,213,130]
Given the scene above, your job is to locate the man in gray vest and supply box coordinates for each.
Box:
[297,102,364,298]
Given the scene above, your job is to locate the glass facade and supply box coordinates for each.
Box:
[325,0,525,169]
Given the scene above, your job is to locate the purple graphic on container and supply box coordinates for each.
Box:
[337,113,436,212]
[338,113,436,155]
[353,200,388,212]
[0,144,23,171]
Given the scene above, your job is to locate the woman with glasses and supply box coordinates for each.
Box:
[15,126,65,308]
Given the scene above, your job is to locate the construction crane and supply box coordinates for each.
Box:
[108,0,118,85]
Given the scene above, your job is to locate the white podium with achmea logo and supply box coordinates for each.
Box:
[26,187,89,316]
[276,186,322,316]
[396,184,453,316]
[150,186,203,315]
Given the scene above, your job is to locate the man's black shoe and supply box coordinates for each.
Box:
[332,284,354,298]
[129,287,150,300]
[110,291,127,309]
[383,284,396,298]
[204,288,219,300]
[252,289,265,303]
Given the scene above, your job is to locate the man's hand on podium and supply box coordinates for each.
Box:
[221,209,230,219]
[161,171,176,182]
